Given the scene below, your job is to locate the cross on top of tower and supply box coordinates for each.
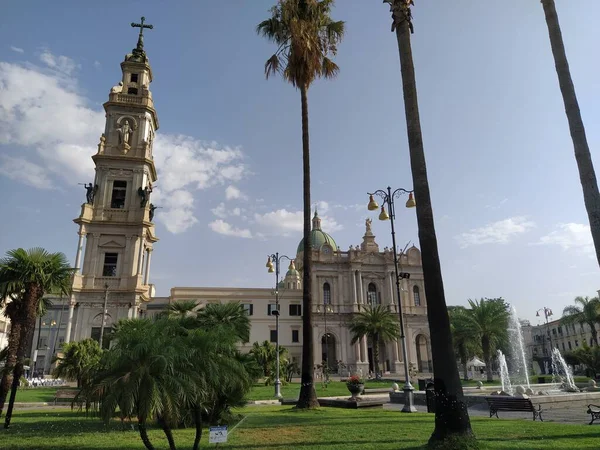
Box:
[131,16,153,51]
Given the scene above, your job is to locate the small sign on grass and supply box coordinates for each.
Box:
[209,425,228,444]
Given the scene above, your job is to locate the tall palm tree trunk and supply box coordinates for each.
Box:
[482,338,493,382]
[297,84,319,409]
[394,15,473,443]
[541,0,600,267]
[158,415,177,450]
[373,334,381,379]
[5,287,41,429]
[192,406,203,450]
[0,321,21,416]
[138,418,155,450]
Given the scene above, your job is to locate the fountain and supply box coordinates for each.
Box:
[507,306,531,390]
[497,350,513,395]
[551,347,578,392]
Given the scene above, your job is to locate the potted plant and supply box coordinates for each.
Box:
[346,375,365,400]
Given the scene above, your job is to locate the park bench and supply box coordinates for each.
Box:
[362,388,391,395]
[53,389,78,405]
[484,396,543,421]
[587,404,600,425]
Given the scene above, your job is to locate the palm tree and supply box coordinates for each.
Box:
[165,299,199,318]
[348,305,400,379]
[0,248,73,428]
[465,298,509,382]
[196,302,251,343]
[52,338,103,389]
[257,0,344,409]
[249,340,279,379]
[0,295,23,416]
[383,0,473,442]
[541,0,600,267]
[0,293,52,415]
[448,306,480,381]
[562,296,600,346]
[96,319,198,450]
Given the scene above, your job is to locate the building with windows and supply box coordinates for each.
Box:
[147,212,432,376]
[29,24,432,377]
[524,316,597,374]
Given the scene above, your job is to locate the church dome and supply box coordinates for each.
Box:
[296,211,338,254]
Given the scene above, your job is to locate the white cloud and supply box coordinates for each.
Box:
[208,219,252,238]
[0,52,250,235]
[0,60,102,183]
[455,216,536,248]
[39,50,78,75]
[0,155,53,189]
[10,46,24,54]
[254,205,343,236]
[537,223,594,256]
[211,202,228,219]
[93,60,101,69]
[225,185,244,200]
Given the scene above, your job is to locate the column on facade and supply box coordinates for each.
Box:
[88,234,100,277]
[313,326,320,366]
[357,270,364,305]
[340,327,347,364]
[143,248,152,285]
[355,341,362,363]
[337,273,343,310]
[64,298,76,343]
[361,336,368,366]
[137,235,145,275]
[352,270,357,304]
[389,271,395,309]
[123,236,132,276]
[74,228,86,273]
[393,339,400,363]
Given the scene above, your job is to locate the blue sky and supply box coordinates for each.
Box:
[0,1,599,324]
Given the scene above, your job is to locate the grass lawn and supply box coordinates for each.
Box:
[246,380,393,401]
[13,387,78,403]
[3,406,600,449]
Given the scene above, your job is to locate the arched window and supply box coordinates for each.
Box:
[323,282,331,305]
[413,285,421,306]
[367,283,378,305]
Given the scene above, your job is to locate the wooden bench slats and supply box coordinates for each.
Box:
[53,390,79,405]
[484,396,543,421]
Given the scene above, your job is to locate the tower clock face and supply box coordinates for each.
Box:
[322,247,331,254]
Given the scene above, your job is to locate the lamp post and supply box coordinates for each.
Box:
[266,253,293,399]
[367,186,417,413]
[99,283,110,349]
[536,307,553,368]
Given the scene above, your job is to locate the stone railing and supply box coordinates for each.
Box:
[109,93,154,109]
[93,277,121,289]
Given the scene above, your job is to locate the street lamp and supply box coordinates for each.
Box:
[367,186,417,413]
[536,307,554,358]
[99,283,110,348]
[266,253,294,399]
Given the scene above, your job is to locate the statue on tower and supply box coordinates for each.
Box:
[365,218,373,234]
[149,203,162,221]
[118,119,133,146]
[138,184,153,207]
[83,183,98,204]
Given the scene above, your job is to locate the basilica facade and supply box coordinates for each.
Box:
[29,30,432,378]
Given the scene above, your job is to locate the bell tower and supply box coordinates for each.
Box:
[64,18,159,344]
